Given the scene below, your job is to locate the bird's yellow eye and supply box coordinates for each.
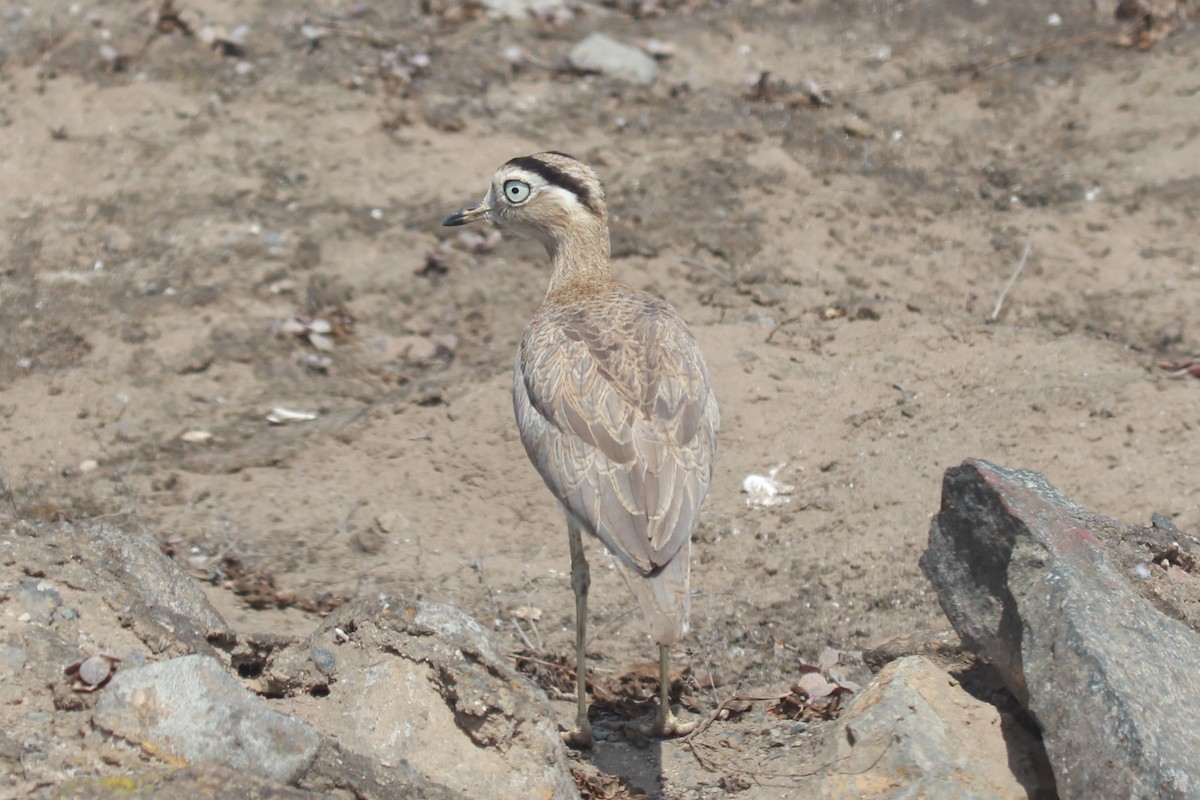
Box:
[503,180,531,203]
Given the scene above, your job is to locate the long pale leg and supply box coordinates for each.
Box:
[564,515,594,748]
[652,644,697,737]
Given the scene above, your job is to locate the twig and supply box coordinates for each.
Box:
[681,692,789,744]
[520,51,559,71]
[312,17,401,48]
[510,616,537,652]
[1,472,17,519]
[990,235,1032,321]
[682,256,737,286]
[510,652,567,672]
[765,314,804,344]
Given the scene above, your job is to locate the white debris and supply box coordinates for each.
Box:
[180,430,214,443]
[481,0,569,20]
[307,332,335,352]
[266,407,318,425]
[743,463,795,508]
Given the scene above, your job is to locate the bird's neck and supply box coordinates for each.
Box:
[544,220,613,296]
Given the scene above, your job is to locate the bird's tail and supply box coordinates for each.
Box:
[617,542,691,646]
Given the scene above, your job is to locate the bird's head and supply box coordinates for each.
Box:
[442,151,608,254]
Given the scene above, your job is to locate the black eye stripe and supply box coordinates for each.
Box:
[504,156,600,217]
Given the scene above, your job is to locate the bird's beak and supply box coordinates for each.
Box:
[442,198,490,227]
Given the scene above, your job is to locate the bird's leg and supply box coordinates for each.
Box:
[646,644,697,738]
[564,517,594,749]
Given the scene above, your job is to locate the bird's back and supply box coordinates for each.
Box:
[513,275,719,644]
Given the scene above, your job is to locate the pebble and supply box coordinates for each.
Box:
[568,33,658,86]
[4,580,63,624]
[0,646,26,671]
[77,655,114,686]
[308,646,336,676]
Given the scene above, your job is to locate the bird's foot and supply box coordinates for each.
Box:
[562,723,594,750]
[637,707,697,739]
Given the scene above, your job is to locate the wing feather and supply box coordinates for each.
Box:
[513,285,719,577]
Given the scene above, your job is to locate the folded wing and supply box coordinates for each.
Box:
[513,289,719,580]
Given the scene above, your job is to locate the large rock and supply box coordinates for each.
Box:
[44,520,230,654]
[815,656,1052,800]
[262,596,580,800]
[93,655,321,785]
[921,459,1200,799]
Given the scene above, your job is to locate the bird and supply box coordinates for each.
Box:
[443,152,719,748]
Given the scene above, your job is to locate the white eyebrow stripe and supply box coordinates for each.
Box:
[501,168,548,186]
[540,184,584,207]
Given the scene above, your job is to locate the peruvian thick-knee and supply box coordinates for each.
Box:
[444,152,720,744]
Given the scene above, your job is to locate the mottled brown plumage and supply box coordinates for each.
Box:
[443,152,719,746]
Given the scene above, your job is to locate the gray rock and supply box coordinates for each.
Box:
[93,654,321,785]
[3,579,63,624]
[301,739,466,800]
[922,459,1200,800]
[815,656,1053,800]
[266,596,579,800]
[568,33,657,86]
[46,521,230,653]
[0,644,26,671]
[0,729,21,768]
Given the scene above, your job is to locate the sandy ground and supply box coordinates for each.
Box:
[1,0,1198,795]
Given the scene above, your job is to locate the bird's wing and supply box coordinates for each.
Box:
[513,291,719,576]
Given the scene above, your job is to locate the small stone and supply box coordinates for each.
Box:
[568,33,658,86]
[307,332,334,351]
[480,0,569,20]
[393,335,438,363]
[432,334,458,357]
[308,646,336,677]
[840,114,877,139]
[0,646,26,672]
[375,510,409,534]
[77,655,114,686]
[4,580,63,624]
